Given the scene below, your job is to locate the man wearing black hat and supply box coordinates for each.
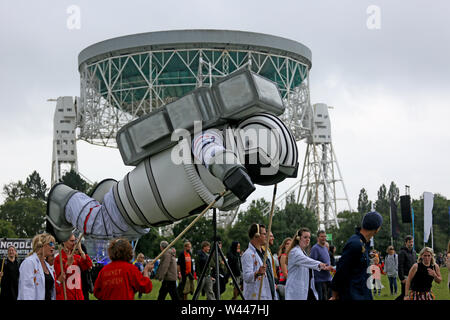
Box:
[330,211,383,300]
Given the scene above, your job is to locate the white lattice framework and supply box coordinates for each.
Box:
[78,48,311,148]
[296,142,353,229]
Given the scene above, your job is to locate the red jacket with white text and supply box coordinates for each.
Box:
[93,261,152,300]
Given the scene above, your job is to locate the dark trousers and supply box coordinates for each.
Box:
[315,281,331,300]
[83,288,90,300]
[158,280,179,301]
[177,276,187,298]
[307,288,317,301]
[395,281,406,300]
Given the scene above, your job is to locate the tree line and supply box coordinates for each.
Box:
[1,171,448,259]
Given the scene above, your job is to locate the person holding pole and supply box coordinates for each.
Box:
[0,246,20,300]
[256,184,278,300]
[241,223,277,300]
[285,228,331,300]
[261,232,279,299]
[54,233,93,300]
[18,233,56,300]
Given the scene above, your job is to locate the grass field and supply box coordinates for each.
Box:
[91,267,449,300]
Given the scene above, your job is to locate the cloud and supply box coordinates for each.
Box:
[1,0,449,215]
[309,71,450,208]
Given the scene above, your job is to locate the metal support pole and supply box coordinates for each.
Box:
[192,207,244,300]
[213,209,221,300]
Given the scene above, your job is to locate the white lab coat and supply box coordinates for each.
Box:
[18,253,56,300]
[241,242,278,300]
[285,246,321,300]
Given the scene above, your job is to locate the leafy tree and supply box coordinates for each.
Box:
[373,184,392,252]
[357,188,372,218]
[271,202,318,252]
[2,171,48,202]
[387,182,400,204]
[223,199,318,254]
[0,219,17,238]
[375,184,388,214]
[3,181,27,202]
[431,194,450,251]
[134,228,168,259]
[224,199,269,253]
[0,198,46,237]
[86,181,99,197]
[24,171,48,201]
[0,171,48,238]
[327,210,361,254]
[172,215,222,256]
[61,169,90,194]
[285,191,296,205]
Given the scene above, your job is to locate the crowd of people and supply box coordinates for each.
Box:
[0,211,449,301]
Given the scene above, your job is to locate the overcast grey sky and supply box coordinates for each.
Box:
[1,0,449,213]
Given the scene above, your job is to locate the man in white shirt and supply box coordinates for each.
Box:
[241,223,277,300]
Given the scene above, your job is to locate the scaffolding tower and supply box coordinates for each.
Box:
[296,103,352,230]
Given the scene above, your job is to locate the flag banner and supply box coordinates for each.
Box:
[423,192,434,243]
[390,199,400,240]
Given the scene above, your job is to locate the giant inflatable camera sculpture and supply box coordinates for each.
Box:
[46,70,299,242]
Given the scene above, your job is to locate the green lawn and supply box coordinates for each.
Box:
[90,267,449,300]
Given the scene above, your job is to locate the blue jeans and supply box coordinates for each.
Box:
[388,276,397,294]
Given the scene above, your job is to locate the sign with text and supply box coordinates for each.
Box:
[0,238,32,258]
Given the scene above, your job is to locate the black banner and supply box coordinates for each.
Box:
[0,238,32,258]
[390,200,400,240]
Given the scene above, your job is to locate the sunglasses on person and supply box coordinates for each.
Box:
[48,242,55,248]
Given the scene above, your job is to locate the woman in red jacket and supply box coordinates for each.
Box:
[94,238,153,300]
[54,234,93,300]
